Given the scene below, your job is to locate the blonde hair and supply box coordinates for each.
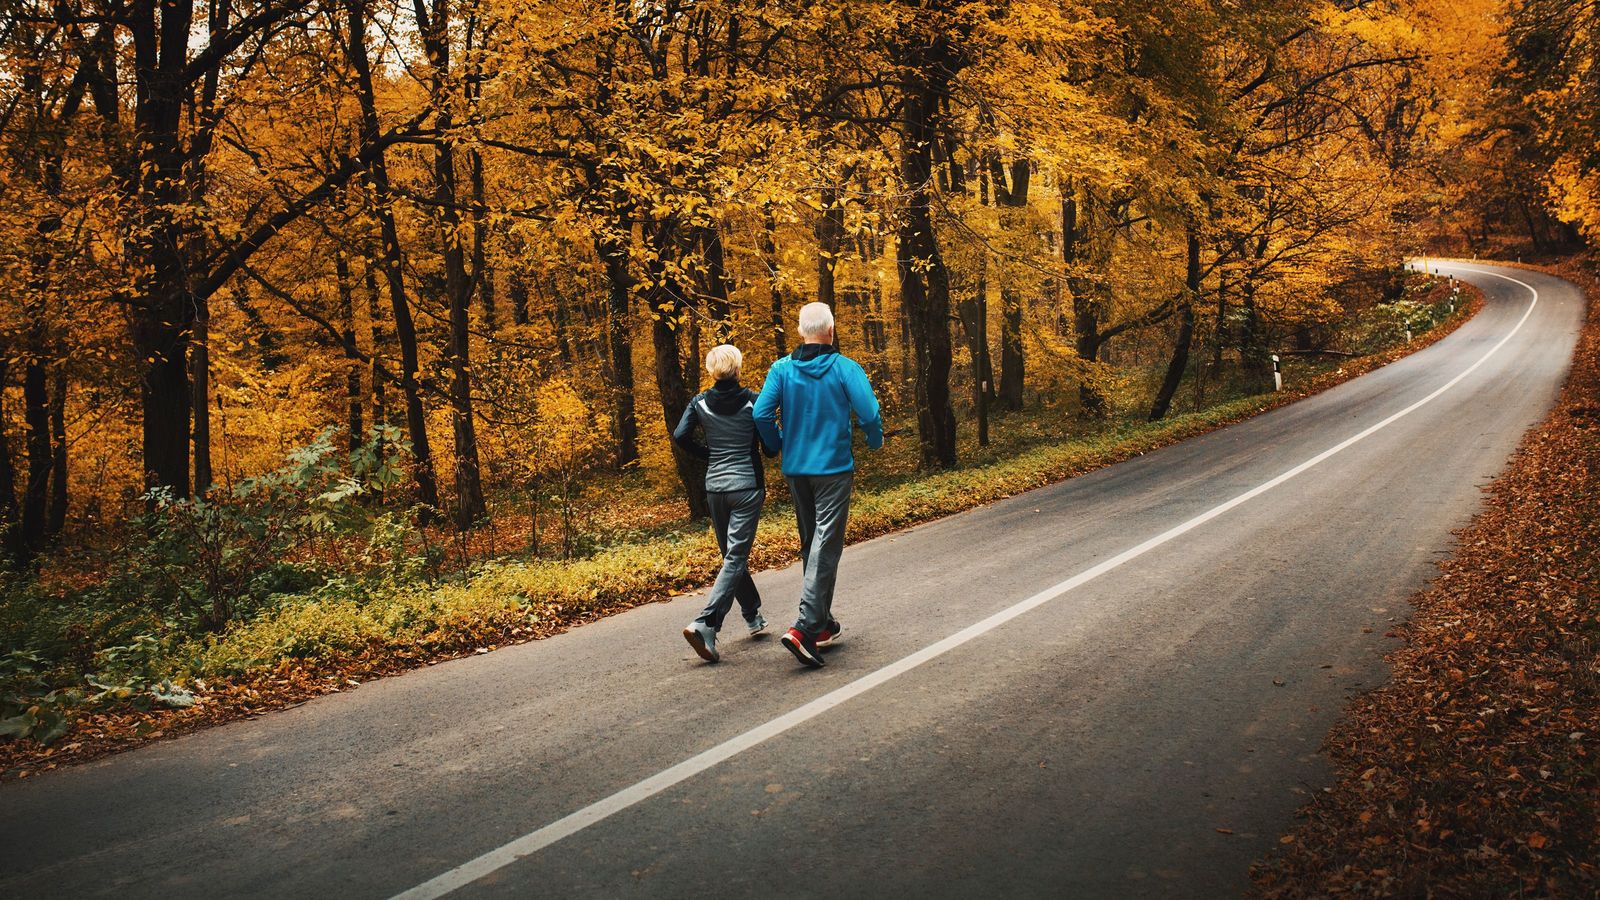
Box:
[705,344,743,381]
[797,302,835,340]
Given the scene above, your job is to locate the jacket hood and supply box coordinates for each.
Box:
[791,342,840,378]
[702,379,752,415]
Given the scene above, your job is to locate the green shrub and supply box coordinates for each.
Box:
[85,635,194,709]
[0,426,422,745]
[0,649,78,744]
[125,425,409,632]
[1348,279,1456,354]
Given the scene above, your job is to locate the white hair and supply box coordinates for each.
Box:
[705,344,743,380]
[797,302,835,341]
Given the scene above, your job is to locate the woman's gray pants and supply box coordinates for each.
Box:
[693,487,765,630]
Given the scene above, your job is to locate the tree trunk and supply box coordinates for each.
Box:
[816,186,844,311]
[1240,235,1273,392]
[596,224,639,469]
[479,266,497,333]
[1064,190,1105,417]
[508,269,530,326]
[897,43,959,468]
[469,149,495,332]
[647,219,709,519]
[898,303,913,384]
[998,287,1023,410]
[688,313,703,385]
[548,276,576,363]
[191,290,212,492]
[21,360,51,553]
[968,264,990,447]
[21,207,60,552]
[585,36,639,471]
[698,223,733,344]
[129,0,197,500]
[186,0,226,481]
[336,251,364,452]
[419,0,487,529]
[47,370,67,538]
[347,0,438,519]
[1520,200,1544,251]
[233,284,287,369]
[138,318,192,499]
[1149,225,1201,421]
[0,358,18,556]
[1212,271,1228,369]
[758,208,788,358]
[363,263,388,430]
[439,158,488,527]
[956,229,991,448]
[996,158,1028,411]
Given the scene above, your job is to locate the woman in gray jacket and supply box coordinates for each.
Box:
[673,344,776,662]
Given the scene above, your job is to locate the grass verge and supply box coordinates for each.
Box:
[1251,258,1599,896]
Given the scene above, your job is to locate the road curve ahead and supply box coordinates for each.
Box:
[0,263,1585,899]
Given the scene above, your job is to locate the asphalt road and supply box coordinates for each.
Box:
[0,262,1584,899]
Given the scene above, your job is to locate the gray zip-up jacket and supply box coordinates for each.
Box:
[672,380,775,492]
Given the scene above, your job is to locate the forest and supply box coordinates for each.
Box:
[0,0,1595,750]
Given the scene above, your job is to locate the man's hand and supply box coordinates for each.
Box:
[860,425,908,445]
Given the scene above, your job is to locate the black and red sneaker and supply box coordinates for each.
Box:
[780,627,824,668]
[815,619,842,648]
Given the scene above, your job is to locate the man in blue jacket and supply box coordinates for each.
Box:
[754,302,884,668]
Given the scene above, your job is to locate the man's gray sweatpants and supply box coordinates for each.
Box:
[787,472,853,637]
[693,488,764,630]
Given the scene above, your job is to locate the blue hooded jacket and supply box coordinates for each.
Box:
[753,343,883,476]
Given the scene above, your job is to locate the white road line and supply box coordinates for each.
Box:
[392,267,1539,900]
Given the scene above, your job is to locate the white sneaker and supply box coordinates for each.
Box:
[683,623,719,662]
[746,614,768,637]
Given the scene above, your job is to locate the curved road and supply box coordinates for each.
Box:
[0,263,1585,899]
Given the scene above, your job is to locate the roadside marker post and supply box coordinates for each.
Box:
[1272,354,1282,391]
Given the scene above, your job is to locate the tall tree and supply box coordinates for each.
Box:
[1149,223,1201,421]
[894,5,965,469]
[344,0,441,516]
[414,0,487,528]
[992,156,1029,411]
